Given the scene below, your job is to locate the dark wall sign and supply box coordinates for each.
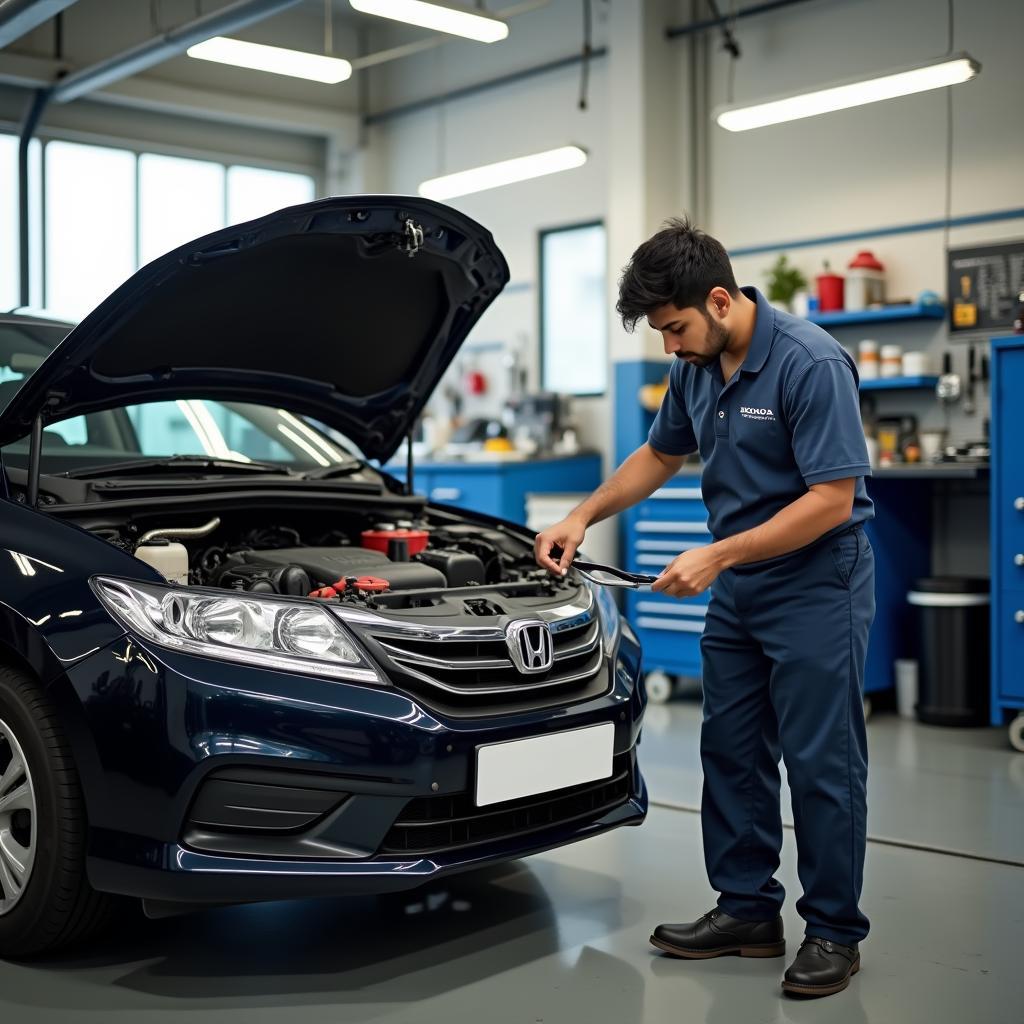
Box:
[948,240,1024,333]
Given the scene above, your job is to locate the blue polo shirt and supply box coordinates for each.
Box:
[648,286,873,545]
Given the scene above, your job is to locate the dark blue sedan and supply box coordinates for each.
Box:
[0,196,647,956]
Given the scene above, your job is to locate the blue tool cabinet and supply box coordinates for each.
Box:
[622,475,709,684]
[989,336,1024,751]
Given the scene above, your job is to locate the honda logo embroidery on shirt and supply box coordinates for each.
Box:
[740,406,776,421]
[506,620,554,674]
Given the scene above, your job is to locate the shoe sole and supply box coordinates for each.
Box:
[781,957,860,997]
[649,935,787,959]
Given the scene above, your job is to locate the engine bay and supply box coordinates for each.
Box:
[83,503,580,620]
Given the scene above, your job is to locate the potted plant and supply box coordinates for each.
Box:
[765,254,808,313]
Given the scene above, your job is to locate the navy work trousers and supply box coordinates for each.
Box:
[699,525,874,945]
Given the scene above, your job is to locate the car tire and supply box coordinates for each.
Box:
[0,662,120,957]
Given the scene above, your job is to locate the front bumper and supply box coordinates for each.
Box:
[60,625,647,904]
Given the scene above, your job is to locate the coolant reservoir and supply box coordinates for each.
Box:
[135,540,189,585]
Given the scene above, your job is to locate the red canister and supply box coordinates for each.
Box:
[361,527,429,556]
[816,270,845,312]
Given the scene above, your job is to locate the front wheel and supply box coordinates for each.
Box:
[0,664,118,957]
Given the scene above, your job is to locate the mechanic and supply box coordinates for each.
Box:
[534,218,874,999]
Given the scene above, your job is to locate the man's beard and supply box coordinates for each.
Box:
[675,315,730,367]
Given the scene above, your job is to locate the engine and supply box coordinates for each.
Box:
[109,511,568,613]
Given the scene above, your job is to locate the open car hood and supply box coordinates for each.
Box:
[0,196,509,462]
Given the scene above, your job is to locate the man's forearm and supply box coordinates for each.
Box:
[711,481,855,570]
[570,444,684,528]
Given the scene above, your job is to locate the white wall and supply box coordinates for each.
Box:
[706,0,1024,447]
[364,0,616,464]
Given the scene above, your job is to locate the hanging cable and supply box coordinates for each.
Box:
[324,0,333,56]
[943,0,955,253]
[578,0,593,110]
[726,0,738,102]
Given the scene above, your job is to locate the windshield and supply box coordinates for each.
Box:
[0,319,359,474]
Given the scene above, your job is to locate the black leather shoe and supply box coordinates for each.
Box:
[650,908,785,959]
[782,936,860,997]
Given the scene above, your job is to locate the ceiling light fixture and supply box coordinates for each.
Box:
[349,0,509,44]
[419,145,588,200]
[715,53,980,132]
[187,36,353,83]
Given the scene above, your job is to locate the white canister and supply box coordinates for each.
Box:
[135,541,189,584]
[846,251,886,312]
[880,344,903,378]
[901,350,930,376]
[858,340,879,380]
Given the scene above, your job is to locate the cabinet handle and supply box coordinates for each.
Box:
[1015,610,1024,625]
[1016,497,1024,511]
[1016,554,1024,567]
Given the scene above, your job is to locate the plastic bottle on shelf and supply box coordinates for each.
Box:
[846,251,885,312]
[858,339,880,380]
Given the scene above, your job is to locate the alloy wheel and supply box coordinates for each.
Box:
[0,717,36,915]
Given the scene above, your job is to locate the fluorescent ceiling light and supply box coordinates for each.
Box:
[716,53,980,132]
[420,146,587,200]
[187,37,353,84]
[349,0,509,43]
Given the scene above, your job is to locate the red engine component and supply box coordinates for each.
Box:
[309,575,391,599]
[337,575,391,594]
[360,527,429,556]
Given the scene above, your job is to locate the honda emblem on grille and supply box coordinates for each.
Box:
[506,620,554,675]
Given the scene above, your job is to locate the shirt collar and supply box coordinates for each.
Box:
[741,285,776,375]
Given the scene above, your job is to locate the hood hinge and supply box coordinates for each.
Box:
[401,218,424,258]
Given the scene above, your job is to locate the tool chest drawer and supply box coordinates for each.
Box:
[990,338,1024,726]
[623,473,708,681]
[995,589,1024,700]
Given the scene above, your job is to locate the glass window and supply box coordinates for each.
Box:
[540,222,607,396]
[1,134,18,312]
[45,141,136,321]
[1,134,42,312]
[138,153,226,266]
[226,165,315,225]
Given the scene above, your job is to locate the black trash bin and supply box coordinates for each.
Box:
[906,577,990,726]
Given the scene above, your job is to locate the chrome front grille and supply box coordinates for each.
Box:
[374,615,603,697]
[335,591,611,715]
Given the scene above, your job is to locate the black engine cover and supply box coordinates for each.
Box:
[415,548,486,587]
[240,547,446,591]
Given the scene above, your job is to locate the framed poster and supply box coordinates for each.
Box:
[947,240,1024,334]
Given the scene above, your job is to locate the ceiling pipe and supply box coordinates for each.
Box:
[50,0,302,104]
[665,0,818,39]
[0,0,79,49]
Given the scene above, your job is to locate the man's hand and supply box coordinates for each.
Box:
[535,516,587,576]
[651,545,727,598]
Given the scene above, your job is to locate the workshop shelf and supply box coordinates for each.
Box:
[859,375,940,391]
[807,303,946,327]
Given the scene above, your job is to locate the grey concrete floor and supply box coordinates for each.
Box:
[1,704,1021,1024]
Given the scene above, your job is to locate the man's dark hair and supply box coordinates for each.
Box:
[616,217,739,331]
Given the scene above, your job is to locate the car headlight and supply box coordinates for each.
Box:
[91,577,381,684]
[593,582,621,649]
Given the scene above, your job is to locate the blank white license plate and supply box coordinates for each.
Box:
[474,722,615,807]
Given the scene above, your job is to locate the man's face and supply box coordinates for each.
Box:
[647,296,731,368]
